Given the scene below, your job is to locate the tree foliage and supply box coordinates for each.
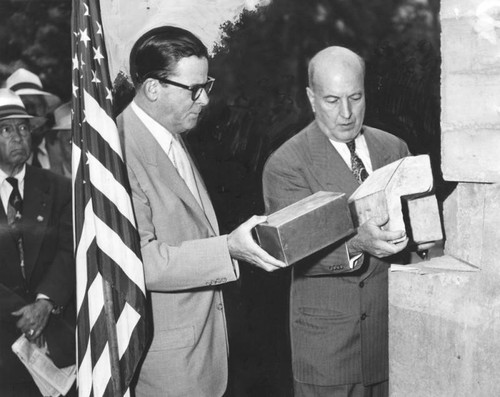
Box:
[188,0,441,229]
[0,0,72,101]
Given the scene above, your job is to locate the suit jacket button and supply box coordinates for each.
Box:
[217,303,223,311]
[361,313,367,321]
[359,281,365,288]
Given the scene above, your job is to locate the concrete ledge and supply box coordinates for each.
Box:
[389,255,500,396]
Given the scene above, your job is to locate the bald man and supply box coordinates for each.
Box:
[262,47,411,396]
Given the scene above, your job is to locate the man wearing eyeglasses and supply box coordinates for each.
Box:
[118,26,286,397]
[0,89,74,397]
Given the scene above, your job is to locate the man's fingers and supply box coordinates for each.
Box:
[374,237,409,257]
[370,214,389,227]
[243,215,268,230]
[380,229,406,242]
[11,308,24,316]
[250,243,287,269]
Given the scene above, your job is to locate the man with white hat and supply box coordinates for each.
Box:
[0,89,74,397]
[46,102,72,178]
[5,68,61,170]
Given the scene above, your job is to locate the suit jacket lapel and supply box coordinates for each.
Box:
[363,127,393,171]
[127,108,216,235]
[306,122,360,197]
[182,141,219,234]
[0,200,18,249]
[22,167,51,280]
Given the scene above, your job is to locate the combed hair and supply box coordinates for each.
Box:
[129,26,208,87]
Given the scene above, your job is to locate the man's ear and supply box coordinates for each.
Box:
[143,79,159,102]
[306,87,315,113]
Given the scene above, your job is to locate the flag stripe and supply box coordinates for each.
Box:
[83,90,123,159]
[86,152,136,227]
[72,0,147,396]
[94,217,146,294]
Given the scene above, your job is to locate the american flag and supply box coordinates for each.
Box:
[71,0,148,396]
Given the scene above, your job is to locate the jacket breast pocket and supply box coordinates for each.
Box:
[149,325,195,351]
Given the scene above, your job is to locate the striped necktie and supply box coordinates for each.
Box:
[346,140,369,183]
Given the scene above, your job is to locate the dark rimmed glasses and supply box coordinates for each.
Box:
[156,76,215,102]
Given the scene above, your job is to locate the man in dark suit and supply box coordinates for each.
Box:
[0,89,74,396]
[262,47,411,397]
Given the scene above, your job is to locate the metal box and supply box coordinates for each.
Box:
[255,191,354,265]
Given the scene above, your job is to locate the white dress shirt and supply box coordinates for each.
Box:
[0,165,26,214]
[131,101,203,208]
[329,131,373,173]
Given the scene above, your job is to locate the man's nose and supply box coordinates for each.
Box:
[11,127,26,140]
[196,89,210,106]
[340,98,352,119]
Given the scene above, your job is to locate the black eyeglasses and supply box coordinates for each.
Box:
[157,76,215,101]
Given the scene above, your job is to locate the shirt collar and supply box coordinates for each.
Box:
[0,164,26,186]
[131,100,175,155]
[329,129,367,151]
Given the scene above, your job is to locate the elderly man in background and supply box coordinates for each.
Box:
[5,68,61,169]
[263,46,411,397]
[0,89,74,397]
[46,102,72,178]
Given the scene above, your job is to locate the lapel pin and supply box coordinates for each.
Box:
[36,215,44,222]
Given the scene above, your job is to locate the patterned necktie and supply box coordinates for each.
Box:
[6,177,23,228]
[6,177,26,280]
[346,140,369,183]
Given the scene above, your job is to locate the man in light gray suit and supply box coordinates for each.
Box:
[263,47,411,396]
[118,27,285,397]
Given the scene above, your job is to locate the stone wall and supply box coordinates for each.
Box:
[389,0,500,395]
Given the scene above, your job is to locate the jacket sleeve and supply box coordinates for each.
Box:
[127,163,238,293]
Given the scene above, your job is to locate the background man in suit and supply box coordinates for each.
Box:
[46,102,72,178]
[118,26,286,397]
[0,89,74,396]
[262,47,411,397]
[4,68,61,170]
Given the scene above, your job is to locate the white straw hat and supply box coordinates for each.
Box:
[52,102,72,130]
[0,88,44,125]
[5,68,61,111]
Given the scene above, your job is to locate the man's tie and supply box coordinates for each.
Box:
[346,140,369,183]
[169,136,203,208]
[7,177,23,228]
[6,177,26,280]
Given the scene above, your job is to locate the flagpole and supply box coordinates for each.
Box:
[102,278,122,396]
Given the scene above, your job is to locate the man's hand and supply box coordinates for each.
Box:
[347,215,409,258]
[11,300,53,341]
[228,215,287,272]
